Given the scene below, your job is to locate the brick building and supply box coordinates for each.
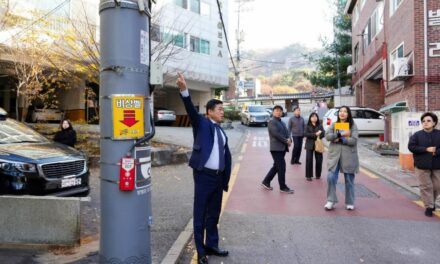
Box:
[345,0,440,134]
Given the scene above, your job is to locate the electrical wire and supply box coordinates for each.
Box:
[5,0,70,41]
[215,0,238,75]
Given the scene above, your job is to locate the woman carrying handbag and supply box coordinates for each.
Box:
[304,112,325,181]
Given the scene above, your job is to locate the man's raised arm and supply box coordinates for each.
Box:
[176,72,200,128]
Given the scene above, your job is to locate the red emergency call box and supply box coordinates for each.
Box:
[120,157,135,191]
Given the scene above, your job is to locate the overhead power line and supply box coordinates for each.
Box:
[215,0,238,75]
[6,0,70,41]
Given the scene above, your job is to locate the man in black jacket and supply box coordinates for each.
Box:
[408,112,440,217]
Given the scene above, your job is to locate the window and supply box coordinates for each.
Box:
[163,29,186,48]
[364,110,381,119]
[390,43,404,71]
[200,39,210,54]
[175,0,188,9]
[371,2,384,37]
[201,1,210,16]
[190,0,200,14]
[390,0,403,16]
[362,20,371,51]
[190,36,210,54]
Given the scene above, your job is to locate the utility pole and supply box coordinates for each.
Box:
[99,0,154,263]
[234,0,253,107]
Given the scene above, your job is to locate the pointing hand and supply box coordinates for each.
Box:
[176,72,187,92]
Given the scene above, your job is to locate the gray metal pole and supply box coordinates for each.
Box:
[99,1,152,263]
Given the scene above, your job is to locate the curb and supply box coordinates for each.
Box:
[160,219,193,264]
[360,162,440,208]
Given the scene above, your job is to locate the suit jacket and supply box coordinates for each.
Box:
[268,117,290,152]
[181,94,232,192]
[304,124,325,150]
[325,122,359,174]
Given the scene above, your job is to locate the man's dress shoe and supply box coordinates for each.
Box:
[205,247,229,257]
[198,255,208,264]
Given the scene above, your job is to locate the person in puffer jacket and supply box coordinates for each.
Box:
[408,112,440,217]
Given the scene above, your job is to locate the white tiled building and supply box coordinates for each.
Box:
[151,0,229,116]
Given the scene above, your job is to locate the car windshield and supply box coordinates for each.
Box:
[249,106,266,112]
[0,119,49,144]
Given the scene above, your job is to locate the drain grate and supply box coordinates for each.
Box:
[336,183,380,198]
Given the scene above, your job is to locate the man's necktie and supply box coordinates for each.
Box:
[215,124,225,171]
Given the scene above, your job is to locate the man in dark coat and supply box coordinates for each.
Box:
[176,73,231,264]
[408,112,440,217]
[261,105,294,194]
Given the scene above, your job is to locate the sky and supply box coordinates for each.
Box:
[227,0,335,51]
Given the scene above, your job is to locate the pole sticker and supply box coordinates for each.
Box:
[112,95,145,139]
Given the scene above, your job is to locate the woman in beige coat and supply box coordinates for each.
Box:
[324,106,359,211]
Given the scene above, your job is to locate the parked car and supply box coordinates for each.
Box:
[0,108,90,196]
[154,107,176,125]
[322,106,385,135]
[31,108,64,123]
[240,105,270,126]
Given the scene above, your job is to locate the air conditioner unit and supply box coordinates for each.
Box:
[347,65,356,74]
[390,57,412,81]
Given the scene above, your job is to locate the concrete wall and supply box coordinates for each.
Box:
[0,196,81,245]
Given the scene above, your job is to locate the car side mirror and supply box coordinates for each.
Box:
[379,115,385,119]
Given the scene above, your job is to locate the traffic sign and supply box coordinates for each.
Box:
[112,95,145,140]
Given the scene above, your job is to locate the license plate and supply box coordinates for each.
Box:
[61,178,81,188]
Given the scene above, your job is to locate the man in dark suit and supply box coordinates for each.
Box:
[261,105,294,194]
[176,73,231,264]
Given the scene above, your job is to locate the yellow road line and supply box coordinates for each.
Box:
[241,143,247,154]
[413,200,440,217]
[190,162,242,263]
[360,167,379,179]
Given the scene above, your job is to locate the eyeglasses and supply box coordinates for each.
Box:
[422,119,433,123]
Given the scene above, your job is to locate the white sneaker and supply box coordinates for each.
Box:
[346,205,355,210]
[324,201,334,210]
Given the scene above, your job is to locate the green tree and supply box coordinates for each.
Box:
[306,0,352,89]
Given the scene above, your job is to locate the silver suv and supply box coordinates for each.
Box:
[323,106,385,135]
[240,105,270,126]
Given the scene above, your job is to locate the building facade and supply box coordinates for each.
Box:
[151,0,229,117]
[346,0,440,115]
[0,0,99,121]
[346,0,440,170]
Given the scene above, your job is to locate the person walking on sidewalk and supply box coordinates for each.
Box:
[261,105,294,194]
[408,112,440,217]
[288,106,305,165]
[304,112,325,181]
[176,73,230,264]
[324,106,359,211]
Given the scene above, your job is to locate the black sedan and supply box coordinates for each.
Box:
[0,113,89,197]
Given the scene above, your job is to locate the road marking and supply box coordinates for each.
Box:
[251,136,268,148]
[241,143,247,153]
[190,162,242,263]
[413,200,440,217]
[360,167,379,179]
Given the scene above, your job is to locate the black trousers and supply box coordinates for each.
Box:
[193,169,223,256]
[305,149,323,178]
[263,151,287,189]
[291,136,304,163]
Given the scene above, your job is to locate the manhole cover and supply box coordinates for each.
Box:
[336,183,380,198]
